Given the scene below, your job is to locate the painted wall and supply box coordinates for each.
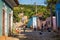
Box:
[0,0,12,36]
[33,16,37,28]
[56,3,60,28]
[53,16,57,30]
[0,0,3,36]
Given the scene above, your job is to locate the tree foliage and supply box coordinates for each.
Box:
[13,4,51,22]
[13,7,20,23]
[46,0,58,16]
[19,5,50,19]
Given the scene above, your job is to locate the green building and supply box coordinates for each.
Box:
[0,0,19,36]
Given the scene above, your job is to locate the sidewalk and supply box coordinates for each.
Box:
[0,36,19,40]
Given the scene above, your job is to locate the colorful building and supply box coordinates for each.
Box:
[56,0,60,29]
[27,16,37,28]
[46,16,57,31]
[0,0,19,36]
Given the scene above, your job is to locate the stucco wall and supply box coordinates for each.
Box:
[0,0,4,36]
[56,3,60,28]
[0,0,12,36]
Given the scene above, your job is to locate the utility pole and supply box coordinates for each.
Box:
[31,0,32,5]
[35,2,37,14]
[34,2,37,31]
[34,2,37,15]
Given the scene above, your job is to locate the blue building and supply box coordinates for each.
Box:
[0,0,19,36]
[27,16,37,28]
[56,0,60,28]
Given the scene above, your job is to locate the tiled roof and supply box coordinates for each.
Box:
[3,0,19,8]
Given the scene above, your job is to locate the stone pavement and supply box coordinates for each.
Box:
[25,31,56,40]
[0,29,57,40]
[17,29,57,40]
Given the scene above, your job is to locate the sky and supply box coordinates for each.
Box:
[18,0,46,6]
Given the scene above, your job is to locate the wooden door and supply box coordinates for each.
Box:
[2,9,5,36]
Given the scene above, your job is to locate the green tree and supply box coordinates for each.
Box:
[13,7,20,23]
[46,0,58,27]
[46,0,58,16]
[13,4,52,21]
[19,4,50,20]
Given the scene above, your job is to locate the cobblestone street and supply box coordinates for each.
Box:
[0,29,58,40]
[17,29,57,40]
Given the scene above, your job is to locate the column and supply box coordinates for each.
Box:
[9,11,13,35]
[2,3,7,36]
